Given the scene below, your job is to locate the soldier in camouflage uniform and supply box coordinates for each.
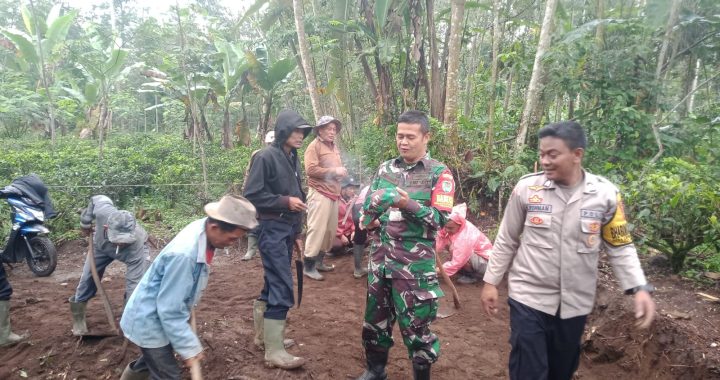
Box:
[356,111,455,380]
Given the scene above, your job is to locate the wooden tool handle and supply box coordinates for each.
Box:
[87,238,118,334]
[189,309,204,380]
[435,253,461,309]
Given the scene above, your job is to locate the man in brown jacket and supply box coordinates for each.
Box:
[303,115,348,280]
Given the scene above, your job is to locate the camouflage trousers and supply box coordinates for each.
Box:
[361,270,440,365]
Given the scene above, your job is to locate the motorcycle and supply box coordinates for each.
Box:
[0,192,57,277]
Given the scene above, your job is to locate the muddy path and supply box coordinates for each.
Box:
[0,239,718,379]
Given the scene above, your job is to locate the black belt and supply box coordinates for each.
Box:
[258,211,300,222]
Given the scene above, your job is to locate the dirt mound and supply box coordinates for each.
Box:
[580,262,720,379]
[0,239,718,379]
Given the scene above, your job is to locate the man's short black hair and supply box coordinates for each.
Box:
[398,110,430,134]
[537,121,587,150]
[207,216,243,232]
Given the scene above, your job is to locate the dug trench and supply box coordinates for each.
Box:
[0,239,718,379]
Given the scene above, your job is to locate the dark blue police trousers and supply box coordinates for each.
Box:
[508,297,587,380]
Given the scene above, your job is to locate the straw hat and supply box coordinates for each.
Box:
[204,195,258,230]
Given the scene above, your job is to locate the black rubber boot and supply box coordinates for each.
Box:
[303,257,324,281]
[356,350,388,380]
[353,244,368,279]
[316,252,335,272]
[412,362,431,380]
[119,360,149,380]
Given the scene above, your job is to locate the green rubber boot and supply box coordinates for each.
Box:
[69,296,89,336]
[263,318,305,370]
[0,300,26,347]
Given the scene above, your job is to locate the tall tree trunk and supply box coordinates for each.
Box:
[515,0,558,151]
[360,0,394,124]
[293,0,322,121]
[28,0,57,143]
[595,0,605,48]
[174,4,208,198]
[427,0,443,119]
[462,26,486,118]
[650,0,682,164]
[354,37,380,108]
[655,0,682,80]
[331,0,353,129]
[221,102,233,149]
[503,67,514,113]
[486,0,502,166]
[443,0,466,126]
[687,57,701,114]
[418,43,430,104]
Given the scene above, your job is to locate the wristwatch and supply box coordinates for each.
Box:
[625,283,655,295]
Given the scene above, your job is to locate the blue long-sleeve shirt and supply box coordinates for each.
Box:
[120,218,210,359]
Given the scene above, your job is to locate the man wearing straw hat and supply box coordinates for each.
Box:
[119,195,257,379]
[302,115,348,280]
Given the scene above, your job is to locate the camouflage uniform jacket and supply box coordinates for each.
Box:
[364,154,455,283]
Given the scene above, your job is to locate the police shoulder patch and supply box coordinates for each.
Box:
[602,193,633,247]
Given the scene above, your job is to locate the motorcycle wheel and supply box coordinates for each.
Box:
[26,236,57,277]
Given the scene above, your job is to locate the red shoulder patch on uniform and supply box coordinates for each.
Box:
[431,169,455,212]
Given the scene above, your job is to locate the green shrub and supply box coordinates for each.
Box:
[0,134,255,241]
[626,157,720,273]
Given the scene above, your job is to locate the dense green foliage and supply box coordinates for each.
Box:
[0,0,718,273]
[0,135,256,241]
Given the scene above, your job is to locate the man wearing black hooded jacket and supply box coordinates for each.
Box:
[243,109,312,370]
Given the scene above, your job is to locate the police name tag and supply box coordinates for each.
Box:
[388,210,404,222]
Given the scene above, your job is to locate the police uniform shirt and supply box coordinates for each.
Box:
[484,170,647,319]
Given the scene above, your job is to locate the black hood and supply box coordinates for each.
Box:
[272,109,312,148]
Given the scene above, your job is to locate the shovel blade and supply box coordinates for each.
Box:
[295,259,303,307]
[78,330,119,339]
[436,296,458,319]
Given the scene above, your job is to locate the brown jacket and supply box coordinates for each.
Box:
[304,137,343,197]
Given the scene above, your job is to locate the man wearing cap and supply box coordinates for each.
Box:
[242,130,276,261]
[331,177,367,278]
[119,195,257,379]
[243,109,312,370]
[302,115,348,281]
[69,195,151,336]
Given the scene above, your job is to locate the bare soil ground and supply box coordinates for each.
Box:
[0,238,719,379]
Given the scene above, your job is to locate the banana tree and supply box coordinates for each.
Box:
[1,3,77,142]
[212,39,249,149]
[65,32,128,158]
[139,67,215,142]
[244,47,297,139]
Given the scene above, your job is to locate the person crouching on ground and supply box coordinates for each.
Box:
[119,195,257,379]
[436,203,493,285]
[330,176,360,257]
[69,195,151,336]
